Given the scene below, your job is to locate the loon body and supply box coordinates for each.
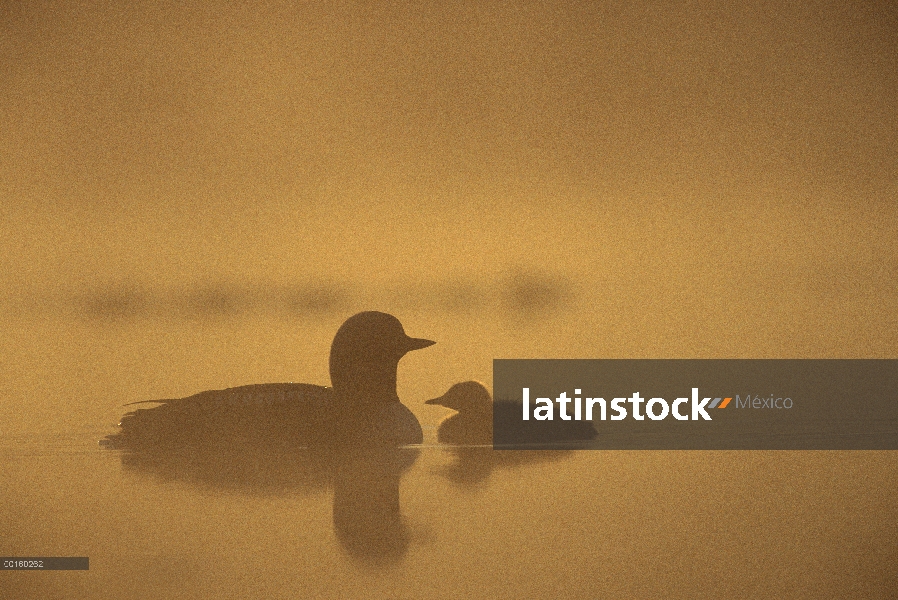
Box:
[103,312,434,449]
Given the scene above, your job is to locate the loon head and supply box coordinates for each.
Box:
[329,311,435,401]
[425,381,492,414]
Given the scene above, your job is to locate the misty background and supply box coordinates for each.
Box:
[1,3,897,598]
[1,1,896,416]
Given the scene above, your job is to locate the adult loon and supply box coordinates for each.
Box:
[102,311,435,449]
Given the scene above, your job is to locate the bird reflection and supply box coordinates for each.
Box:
[332,446,419,563]
[426,381,595,486]
[102,311,434,563]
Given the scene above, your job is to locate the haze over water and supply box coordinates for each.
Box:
[2,1,896,597]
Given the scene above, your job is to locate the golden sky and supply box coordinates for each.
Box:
[0,1,895,353]
[2,1,895,215]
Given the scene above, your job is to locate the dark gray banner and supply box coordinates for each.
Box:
[1,557,89,570]
[492,360,898,450]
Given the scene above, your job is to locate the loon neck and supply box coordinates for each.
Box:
[331,367,400,404]
[329,346,405,403]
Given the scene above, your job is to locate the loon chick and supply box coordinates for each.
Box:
[103,311,435,449]
[426,381,598,448]
[426,381,595,487]
[425,381,493,445]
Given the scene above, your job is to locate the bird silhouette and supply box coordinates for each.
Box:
[101,311,435,451]
[426,380,598,448]
[425,381,596,486]
[425,381,494,445]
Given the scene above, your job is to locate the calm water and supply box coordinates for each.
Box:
[2,200,897,598]
[1,310,896,599]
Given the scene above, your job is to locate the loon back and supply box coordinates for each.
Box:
[102,383,333,450]
[103,382,425,449]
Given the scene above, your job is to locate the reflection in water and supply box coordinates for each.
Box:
[118,440,335,493]
[117,442,419,563]
[102,311,434,563]
[436,447,572,487]
[332,447,419,564]
[426,382,596,486]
